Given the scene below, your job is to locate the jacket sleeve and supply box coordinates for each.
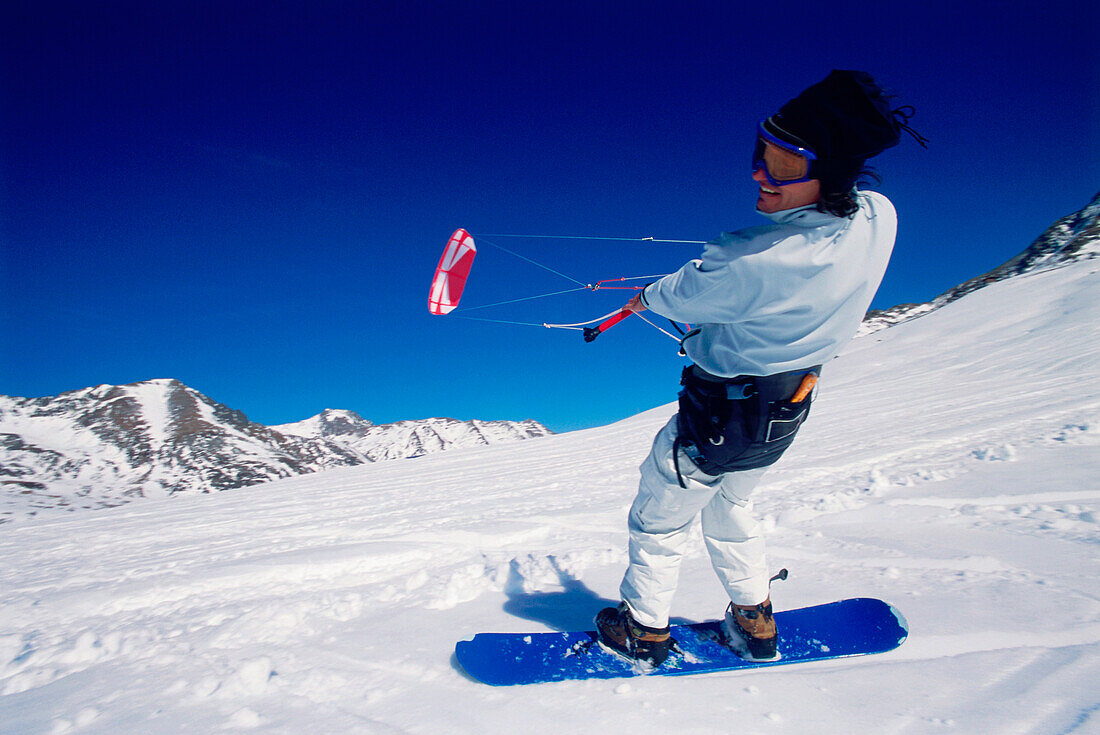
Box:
[640,232,757,324]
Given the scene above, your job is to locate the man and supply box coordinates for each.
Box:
[596,70,924,667]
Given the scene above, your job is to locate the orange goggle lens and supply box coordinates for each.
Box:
[755,137,811,182]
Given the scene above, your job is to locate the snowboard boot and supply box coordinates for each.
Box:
[723,598,779,661]
[595,603,673,669]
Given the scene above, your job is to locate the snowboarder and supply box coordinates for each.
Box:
[596,70,926,667]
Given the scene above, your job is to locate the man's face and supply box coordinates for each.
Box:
[753,168,822,214]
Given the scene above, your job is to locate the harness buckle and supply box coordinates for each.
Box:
[726,383,757,400]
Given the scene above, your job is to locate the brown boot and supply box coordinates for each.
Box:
[723,598,779,661]
[595,603,673,669]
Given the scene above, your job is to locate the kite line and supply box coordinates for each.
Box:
[429,228,698,344]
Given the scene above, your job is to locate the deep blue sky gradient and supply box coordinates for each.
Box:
[2,1,1098,432]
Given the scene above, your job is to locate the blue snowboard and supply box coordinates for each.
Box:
[455,597,907,686]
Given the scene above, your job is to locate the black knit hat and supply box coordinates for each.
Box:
[764,70,921,191]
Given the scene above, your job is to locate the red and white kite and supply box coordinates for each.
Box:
[429,228,477,315]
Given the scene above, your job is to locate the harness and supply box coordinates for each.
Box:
[672,364,820,487]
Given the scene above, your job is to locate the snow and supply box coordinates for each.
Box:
[1,260,1098,734]
[268,416,327,439]
[270,409,371,439]
[0,412,103,457]
[125,379,174,445]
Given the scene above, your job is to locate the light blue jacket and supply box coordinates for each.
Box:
[641,191,897,377]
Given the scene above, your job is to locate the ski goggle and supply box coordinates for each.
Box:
[753,120,817,186]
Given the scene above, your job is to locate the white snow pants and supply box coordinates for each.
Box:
[619,416,770,628]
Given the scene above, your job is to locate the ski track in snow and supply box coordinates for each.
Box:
[0,262,1098,733]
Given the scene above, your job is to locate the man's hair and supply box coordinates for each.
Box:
[817,189,859,218]
[816,167,881,218]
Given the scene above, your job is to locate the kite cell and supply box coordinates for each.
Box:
[429,228,477,315]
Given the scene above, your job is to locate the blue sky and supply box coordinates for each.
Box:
[2,1,1097,433]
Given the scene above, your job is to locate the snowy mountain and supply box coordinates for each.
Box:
[1,241,1096,733]
[272,408,550,463]
[859,189,1099,336]
[0,382,551,522]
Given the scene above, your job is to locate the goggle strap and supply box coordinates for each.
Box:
[759,118,817,160]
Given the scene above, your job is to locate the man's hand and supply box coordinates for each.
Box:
[624,292,647,313]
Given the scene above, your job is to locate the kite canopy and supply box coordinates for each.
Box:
[429,228,477,315]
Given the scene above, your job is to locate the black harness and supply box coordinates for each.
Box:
[672,364,820,487]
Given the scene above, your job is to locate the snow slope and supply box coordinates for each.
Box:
[1,259,1097,734]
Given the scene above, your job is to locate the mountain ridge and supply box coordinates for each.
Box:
[859,189,1099,336]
